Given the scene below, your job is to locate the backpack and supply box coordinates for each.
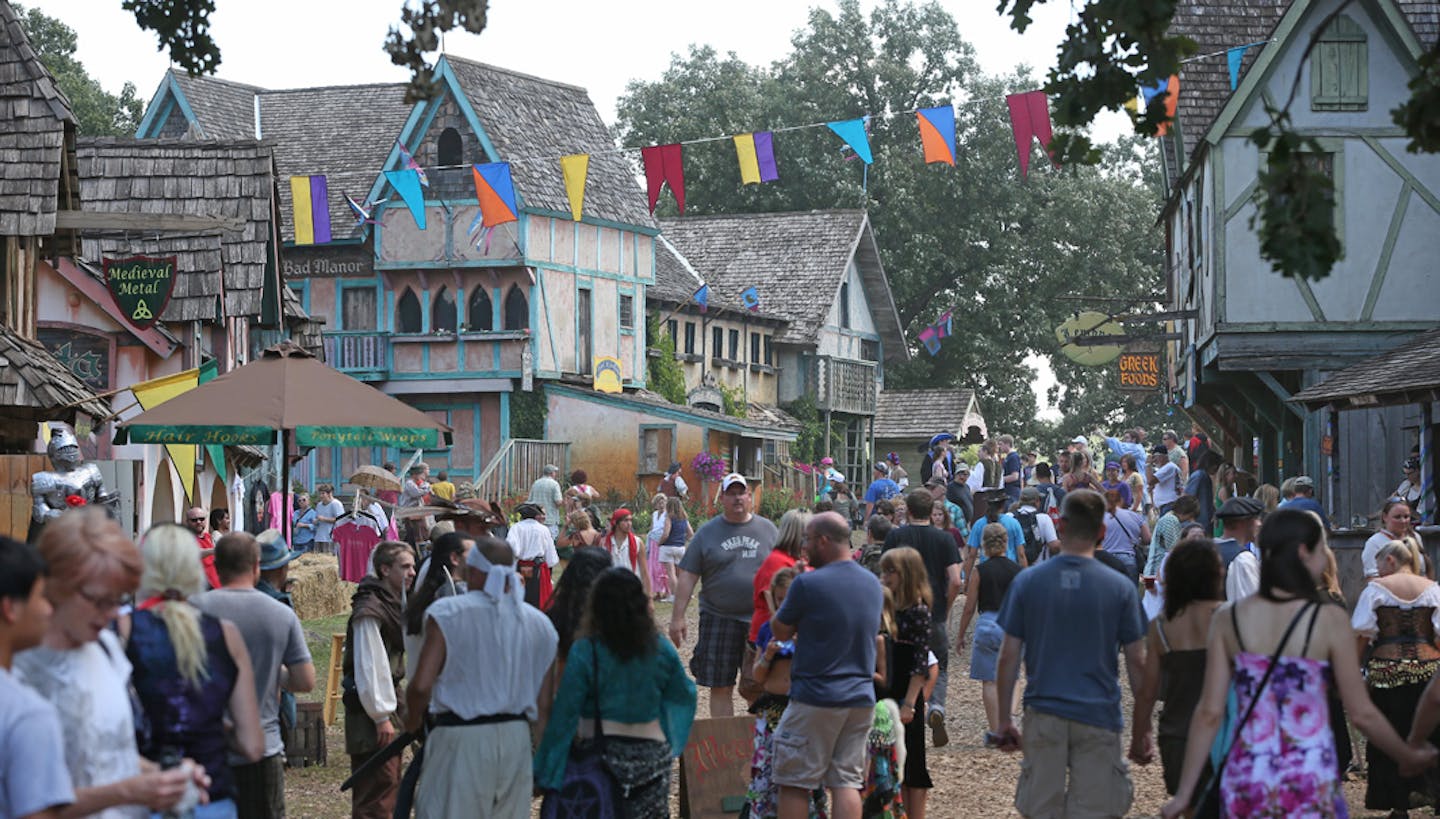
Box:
[859,543,885,576]
[1040,485,1061,524]
[1015,510,1043,565]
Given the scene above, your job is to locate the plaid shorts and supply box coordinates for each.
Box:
[689,611,751,688]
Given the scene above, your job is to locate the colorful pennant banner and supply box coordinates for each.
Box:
[733,131,779,184]
[560,154,589,221]
[471,162,519,227]
[345,191,381,226]
[918,325,942,356]
[1006,91,1057,179]
[827,118,873,164]
[641,143,685,214]
[694,284,709,313]
[289,175,331,245]
[395,140,429,187]
[916,106,956,166]
[1157,75,1180,137]
[384,169,427,230]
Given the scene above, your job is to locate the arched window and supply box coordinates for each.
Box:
[396,287,421,333]
[504,285,529,331]
[437,128,463,166]
[432,286,457,333]
[467,288,493,332]
[838,281,851,329]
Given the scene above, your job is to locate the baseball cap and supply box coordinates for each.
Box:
[1293,476,1315,489]
[1020,486,1041,503]
[1104,460,1120,470]
[1216,496,1264,519]
[1071,435,1088,445]
[721,473,748,492]
[955,463,971,475]
[820,456,834,465]
[257,529,303,571]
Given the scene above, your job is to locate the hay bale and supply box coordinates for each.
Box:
[288,554,354,621]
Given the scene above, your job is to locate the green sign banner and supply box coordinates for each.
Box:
[121,425,276,446]
[296,426,445,448]
[104,256,177,330]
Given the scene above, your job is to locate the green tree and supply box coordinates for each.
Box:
[645,312,687,405]
[616,0,1165,440]
[17,4,143,136]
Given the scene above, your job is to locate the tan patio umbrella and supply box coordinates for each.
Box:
[349,464,402,493]
[115,341,451,542]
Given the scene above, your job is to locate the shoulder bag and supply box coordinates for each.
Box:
[540,645,622,819]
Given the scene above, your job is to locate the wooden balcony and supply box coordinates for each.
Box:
[815,355,878,415]
[321,330,531,381]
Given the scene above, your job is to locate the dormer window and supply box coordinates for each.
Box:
[1311,15,1367,111]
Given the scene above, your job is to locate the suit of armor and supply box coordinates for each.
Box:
[31,427,117,524]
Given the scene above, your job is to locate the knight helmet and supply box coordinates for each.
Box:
[47,425,82,469]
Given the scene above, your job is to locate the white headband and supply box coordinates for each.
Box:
[466,544,523,603]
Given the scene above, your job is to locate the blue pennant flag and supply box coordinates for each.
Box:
[1227,45,1257,90]
[383,169,426,230]
[826,118,873,165]
[1140,79,1170,107]
[741,286,760,311]
[694,284,709,313]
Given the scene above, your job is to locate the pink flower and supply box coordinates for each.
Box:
[1282,698,1327,742]
[1242,696,1278,746]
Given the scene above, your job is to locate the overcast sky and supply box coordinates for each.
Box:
[33,0,1119,420]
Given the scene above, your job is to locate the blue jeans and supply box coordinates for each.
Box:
[152,798,237,819]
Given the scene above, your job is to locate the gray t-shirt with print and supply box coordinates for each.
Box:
[679,514,777,622]
[192,587,312,759]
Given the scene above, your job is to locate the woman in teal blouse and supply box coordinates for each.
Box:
[534,567,697,818]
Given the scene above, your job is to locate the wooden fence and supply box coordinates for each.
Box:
[470,439,570,501]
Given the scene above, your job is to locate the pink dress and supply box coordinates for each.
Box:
[1222,608,1345,817]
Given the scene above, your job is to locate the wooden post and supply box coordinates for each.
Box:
[323,633,345,726]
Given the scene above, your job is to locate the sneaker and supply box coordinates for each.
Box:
[661,595,675,603]
[928,709,949,747]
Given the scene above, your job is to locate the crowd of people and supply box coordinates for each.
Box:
[4,424,1438,819]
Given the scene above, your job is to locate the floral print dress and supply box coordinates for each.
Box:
[1221,604,1346,818]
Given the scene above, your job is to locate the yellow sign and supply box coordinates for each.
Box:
[1056,311,1124,366]
[1118,351,1162,390]
[593,356,623,394]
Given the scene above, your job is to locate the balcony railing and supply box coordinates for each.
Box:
[324,331,387,376]
[471,438,571,501]
[815,355,878,415]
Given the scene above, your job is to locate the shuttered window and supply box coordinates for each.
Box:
[1311,15,1367,111]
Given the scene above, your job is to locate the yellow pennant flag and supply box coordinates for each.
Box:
[733,134,762,185]
[130,368,201,501]
[560,154,589,221]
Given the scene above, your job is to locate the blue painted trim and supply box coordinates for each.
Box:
[168,80,205,138]
[521,206,660,236]
[376,370,525,381]
[529,261,649,284]
[364,102,430,209]
[334,278,383,330]
[499,391,511,447]
[548,384,798,440]
[135,74,177,137]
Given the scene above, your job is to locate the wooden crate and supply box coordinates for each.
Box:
[285,701,327,768]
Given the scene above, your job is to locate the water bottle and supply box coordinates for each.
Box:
[157,747,199,819]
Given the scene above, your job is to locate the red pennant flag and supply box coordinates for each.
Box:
[641,143,685,214]
[1006,91,1058,179]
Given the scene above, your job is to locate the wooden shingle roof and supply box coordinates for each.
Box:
[1170,0,1440,160]
[76,138,278,321]
[1292,326,1440,410]
[0,0,74,235]
[0,322,110,421]
[658,210,906,357]
[445,57,654,229]
[260,83,411,243]
[873,389,983,440]
[168,71,263,140]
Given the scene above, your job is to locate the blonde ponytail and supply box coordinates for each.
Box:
[138,525,211,686]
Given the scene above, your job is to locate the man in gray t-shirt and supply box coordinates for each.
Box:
[670,473,776,717]
[192,532,315,819]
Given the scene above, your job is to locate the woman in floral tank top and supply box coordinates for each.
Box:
[1160,509,1436,818]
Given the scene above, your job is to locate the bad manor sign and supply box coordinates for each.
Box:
[281,243,370,278]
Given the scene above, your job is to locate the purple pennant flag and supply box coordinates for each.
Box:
[754,131,779,182]
[309,175,331,244]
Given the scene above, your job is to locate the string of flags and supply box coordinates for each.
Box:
[917,310,953,356]
[284,36,1269,243]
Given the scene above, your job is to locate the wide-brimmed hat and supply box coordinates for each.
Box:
[257,529,303,570]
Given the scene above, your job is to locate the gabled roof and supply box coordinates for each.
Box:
[76,138,278,321]
[0,322,110,423]
[166,71,263,140]
[1292,325,1440,410]
[0,0,75,235]
[443,57,654,229]
[260,83,411,243]
[658,210,907,358]
[652,234,785,323]
[873,389,985,440]
[1170,0,1440,164]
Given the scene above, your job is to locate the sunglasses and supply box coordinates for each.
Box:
[187,517,206,523]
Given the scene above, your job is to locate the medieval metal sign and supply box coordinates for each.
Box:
[103,256,176,330]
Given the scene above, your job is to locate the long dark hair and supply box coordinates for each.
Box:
[405,532,472,635]
[547,547,613,657]
[1163,539,1224,620]
[582,567,658,661]
[1257,507,1326,602]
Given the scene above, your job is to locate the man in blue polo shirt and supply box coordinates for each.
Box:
[993,490,1147,818]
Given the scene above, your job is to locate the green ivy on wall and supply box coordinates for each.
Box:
[509,387,547,440]
[646,312,688,405]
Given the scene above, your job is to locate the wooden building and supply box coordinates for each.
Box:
[873,389,987,482]
[1161,0,1440,527]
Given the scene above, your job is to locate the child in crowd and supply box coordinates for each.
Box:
[856,514,893,576]
[646,493,669,601]
[742,568,827,819]
[879,547,934,819]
